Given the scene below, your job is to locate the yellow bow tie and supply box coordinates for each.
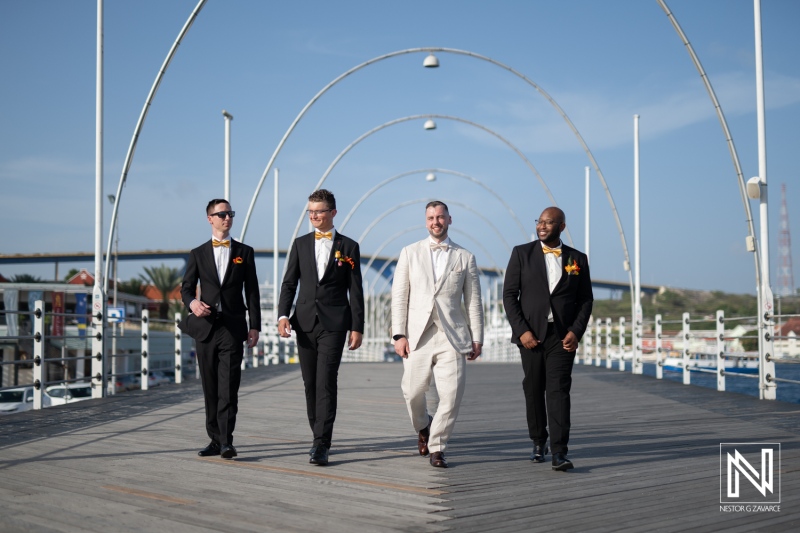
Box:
[430,242,448,252]
[315,232,333,240]
[212,239,230,248]
[542,245,561,257]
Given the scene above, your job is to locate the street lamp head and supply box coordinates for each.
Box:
[426,173,436,182]
[222,110,233,119]
[423,119,437,130]
[423,52,440,68]
[746,176,762,200]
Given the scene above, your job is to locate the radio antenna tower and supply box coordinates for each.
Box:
[776,183,795,296]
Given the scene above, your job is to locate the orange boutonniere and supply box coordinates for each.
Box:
[564,257,580,275]
[335,250,355,269]
[232,256,243,265]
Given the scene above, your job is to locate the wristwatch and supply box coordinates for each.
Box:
[392,334,405,341]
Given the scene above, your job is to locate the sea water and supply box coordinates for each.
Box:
[640,362,800,404]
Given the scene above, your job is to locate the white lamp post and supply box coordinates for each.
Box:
[750,0,776,400]
[92,0,106,399]
[222,110,233,200]
[633,115,643,375]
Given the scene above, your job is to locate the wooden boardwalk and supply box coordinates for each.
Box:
[0,362,798,532]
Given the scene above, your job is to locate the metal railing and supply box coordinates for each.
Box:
[3,300,798,411]
[0,301,298,411]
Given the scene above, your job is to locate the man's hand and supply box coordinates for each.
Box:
[190,299,212,318]
[247,329,259,349]
[519,331,539,350]
[278,317,292,338]
[394,337,410,358]
[467,342,482,361]
[348,331,363,350]
[562,331,579,352]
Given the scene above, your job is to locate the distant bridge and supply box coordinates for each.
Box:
[0,250,661,295]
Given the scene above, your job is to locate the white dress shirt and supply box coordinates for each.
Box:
[315,228,336,281]
[543,241,563,322]
[212,235,231,312]
[212,235,231,285]
[429,236,451,284]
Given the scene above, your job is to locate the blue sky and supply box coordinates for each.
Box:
[1,0,799,296]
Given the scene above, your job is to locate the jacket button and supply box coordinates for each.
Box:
[315,299,319,302]
[316,283,320,287]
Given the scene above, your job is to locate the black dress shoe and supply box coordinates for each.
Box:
[220,445,238,459]
[430,451,448,468]
[198,442,221,457]
[552,452,574,471]
[530,443,549,463]
[309,446,329,466]
[309,446,317,456]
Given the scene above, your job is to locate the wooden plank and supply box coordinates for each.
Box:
[0,363,797,532]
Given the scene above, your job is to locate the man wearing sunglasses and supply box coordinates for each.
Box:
[180,199,261,460]
[278,189,364,466]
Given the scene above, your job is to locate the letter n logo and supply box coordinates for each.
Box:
[720,443,780,504]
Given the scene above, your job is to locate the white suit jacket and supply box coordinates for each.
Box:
[391,238,484,353]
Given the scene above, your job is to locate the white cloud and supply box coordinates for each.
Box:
[452,70,800,154]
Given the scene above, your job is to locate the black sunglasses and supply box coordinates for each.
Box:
[210,210,235,219]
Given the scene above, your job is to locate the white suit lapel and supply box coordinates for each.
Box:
[416,240,436,293]
[433,242,459,295]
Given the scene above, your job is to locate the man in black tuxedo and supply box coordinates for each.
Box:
[278,189,364,466]
[180,199,260,460]
[503,207,593,471]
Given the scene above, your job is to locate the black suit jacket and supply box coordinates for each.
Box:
[179,239,261,343]
[503,241,593,345]
[278,231,364,333]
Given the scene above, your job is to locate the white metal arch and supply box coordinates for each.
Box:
[239,48,632,299]
[285,114,567,249]
[339,168,528,240]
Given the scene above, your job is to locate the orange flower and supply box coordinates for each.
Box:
[233,256,243,264]
[565,257,580,275]
[337,253,355,269]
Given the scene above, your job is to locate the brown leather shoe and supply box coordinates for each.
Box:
[417,415,432,456]
[430,451,448,468]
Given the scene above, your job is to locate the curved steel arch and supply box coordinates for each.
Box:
[656,2,761,301]
[103,0,208,293]
[239,48,631,299]
[358,199,512,254]
[285,114,566,247]
[339,168,528,240]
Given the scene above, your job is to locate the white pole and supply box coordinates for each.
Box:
[584,166,590,261]
[273,168,279,323]
[754,0,776,399]
[223,110,233,201]
[633,114,643,375]
[92,0,106,398]
[107,195,118,395]
[94,1,104,292]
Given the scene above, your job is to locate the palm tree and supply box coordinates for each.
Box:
[142,265,182,319]
[11,274,44,283]
[117,278,145,296]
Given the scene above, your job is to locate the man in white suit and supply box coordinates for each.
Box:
[392,201,484,468]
